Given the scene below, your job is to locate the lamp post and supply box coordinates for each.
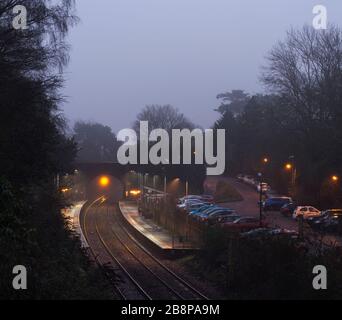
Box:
[285,155,296,198]
[257,172,263,227]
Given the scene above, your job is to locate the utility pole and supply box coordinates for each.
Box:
[164,176,167,202]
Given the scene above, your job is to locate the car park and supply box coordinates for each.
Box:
[221,216,268,231]
[263,197,292,211]
[292,206,321,220]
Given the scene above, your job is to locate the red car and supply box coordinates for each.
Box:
[222,216,268,232]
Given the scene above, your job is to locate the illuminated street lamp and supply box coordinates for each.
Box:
[331,175,339,183]
[285,163,292,170]
[263,157,269,164]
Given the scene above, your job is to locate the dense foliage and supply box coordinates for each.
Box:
[189,227,342,299]
[0,1,113,299]
[74,121,120,162]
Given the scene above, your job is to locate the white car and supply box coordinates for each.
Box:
[292,206,321,219]
[243,175,257,186]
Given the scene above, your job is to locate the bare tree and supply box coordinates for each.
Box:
[261,25,342,129]
[133,104,195,134]
[261,25,342,201]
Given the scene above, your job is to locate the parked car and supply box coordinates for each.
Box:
[241,228,298,240]
[237,174,245,181]
[222,216,268,231]
[203,209,236,224]
[190,206,222,220]
[196,207,233,222]
[243,175,257,186]
[292,206,321,220]
[215,215,241,225]
[177,198,207,209]
[280,202,297,216]
[308,209,342,232]
[263,197,292,211]
[188,204,214,215]
[184,202,211,212]
[179,195,214,203]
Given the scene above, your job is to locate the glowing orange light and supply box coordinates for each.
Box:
[99,176,110,187]
[129,189,141,196]
[332,175,339,182]
[285,163,292,170]
[263,158,269,163]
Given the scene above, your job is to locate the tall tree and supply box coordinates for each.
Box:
[0,1,112,299]
[215,90,250,116]
[262,25,342,201]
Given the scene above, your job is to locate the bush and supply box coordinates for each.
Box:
[190,225,342,299]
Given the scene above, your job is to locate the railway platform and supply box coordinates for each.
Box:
[119,201,197,254]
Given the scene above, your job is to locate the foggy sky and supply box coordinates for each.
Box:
[63,0,341,133]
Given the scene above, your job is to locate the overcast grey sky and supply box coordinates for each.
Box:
[63,0,341,132]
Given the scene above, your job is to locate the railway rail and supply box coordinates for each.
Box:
[81,198,209,300]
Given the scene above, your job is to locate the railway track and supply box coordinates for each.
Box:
[81,198,209,300]
[81,197,149,300]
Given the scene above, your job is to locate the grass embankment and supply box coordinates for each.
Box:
[214,180,243,203]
